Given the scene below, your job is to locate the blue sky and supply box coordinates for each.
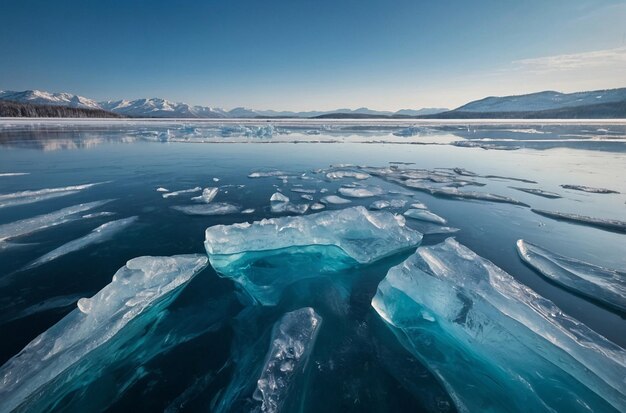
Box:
[1,0,625,110]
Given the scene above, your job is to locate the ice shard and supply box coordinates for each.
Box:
[162,186,202,198]
[372,238,626,413]
[253,308,322,413]
[403,209,447,225]
[517,240,626,312]
[0,200,112,242]
[204,206,422,305]
[172,203,241,216]
[21,216,138,271]
[0,254,208,413]
[338,186,385,198]
[0,182,106,208]
[191,187,219,203]
[510,187,561,198]
[560,184,619,194]
[531,209,626,233]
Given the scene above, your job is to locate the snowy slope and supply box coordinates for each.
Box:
[456,88,626,112]
[0,90,102,109]
[99,98,227,118]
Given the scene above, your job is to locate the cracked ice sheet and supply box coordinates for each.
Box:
[0,254,208,413]
[372,238,626,413]
[204,206,422,305]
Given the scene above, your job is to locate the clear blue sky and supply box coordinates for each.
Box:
[1,0,625,110]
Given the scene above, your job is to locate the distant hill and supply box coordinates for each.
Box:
[455,88,626,112]
[99,98,226,118]
[0,100,124,118]
[0,90,101,110]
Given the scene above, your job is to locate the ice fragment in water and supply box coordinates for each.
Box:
[162,186,202,198]
[21,217,138,271]
[320,195,351,205]
[0,254,208,413]
[409,201,427,209]
[325,171,370,180]
[253,308,322,413]
[271,202,310,215]
[0,172,29,177]
[338,186,385,198]
[270,192,290,203]
[403,209,447,225]
[242,208,255,214]
[560,184,619,194]
[517,240,626,313]
[204,206,422,305]
[310,203,325,211]
[301,194,314,201]
[369,199,407,210]
[192,187,219,203]
[172,203,241,216]
[531,209,626,233]
[510,187,561,199]
[249,171,289,178]
[372,238,626,413]
[156,187,169,192]
[0,182,106,209]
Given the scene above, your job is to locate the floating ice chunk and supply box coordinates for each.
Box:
[156,187,169,192]
[369,199,407,210]
[510,187,561,199]
[0,200,112,242]
[372,238,626,413]
[290,188,316,194]
[253,308,322,413]
[0,254,208,413]
[242,208,255,214]
[338,186,385,198]
[0,182,106,209]
[301,194,314,201]
[213,177,220,182]
[310,203,325,211]
[192,187,219,203]
[162,186,202,198]
[319,188,329,193]
[22,217,138,271]
[409,201,427,209]
[517,240,626,312]
[403,183,530,207]
[270,192,290,203]
[403,209,447,225]
[560,184,619,194]
[81,211,116,219]
[249,171,289,178]
[531,209,626,233]
[271,202,309,215]
[204,207,422,305]
[0,172,29,177]
[320,195,351,205]
[451,140,521,150]
[326,171,370,180]
[172,203,241,216]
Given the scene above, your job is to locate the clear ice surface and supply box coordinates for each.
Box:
[517,240,626,312]
[162,186,202,198]
[372,238,626,413]
[204,207,422,305]
[0,200,112,242]
[22,216,138,271]
[172,203,241,216]
[403,209,447,225]
[0,254,208,413]
[531,209,626,233]
[191,187,219,203]
[253,308,322,413]
[0,182,105,208]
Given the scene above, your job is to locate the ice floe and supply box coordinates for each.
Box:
[21,216,138,271]
[320,195,351,205]
[372,238,626,413]
[510,187,561,198]
[517,240,626,312]
[0,254,208,413]
[162,186,202,198]
[326,171,370,180]
[156,187,169,192]
[0,172,29,177]
[191,187,219,203]
[0,200,112,242]
[204,207,422,305]
[403,209,447,225]
[0,182,106,209]
[310,202,325,211]
[270,192,290,203]
[338,186,385,198]
[560,184,619,194]
[531,209,626,233]
[253,308,322,413]
[172,203,241,216]
[249,171,289,178]
[369,199,407,210]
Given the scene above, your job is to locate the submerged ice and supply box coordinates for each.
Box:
[0,254,208,413]
[204,206,422,305]
[372,238,626,413]
[517,240,626,312]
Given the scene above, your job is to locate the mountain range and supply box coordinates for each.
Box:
[1,87,625,118]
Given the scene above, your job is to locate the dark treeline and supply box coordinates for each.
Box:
[0,101,124,118]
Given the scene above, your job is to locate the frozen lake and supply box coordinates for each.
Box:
[0,119,625,412]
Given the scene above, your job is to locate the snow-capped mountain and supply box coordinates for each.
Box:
[99,98,227,118]
[0,90,101,109]
[455,88,626,112]
[395,108,449,116]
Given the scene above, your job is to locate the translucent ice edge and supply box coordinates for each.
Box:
[532,209,626,233]
[0,182,107,208]
[0,254,208,413]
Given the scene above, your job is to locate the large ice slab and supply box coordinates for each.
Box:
[0,200,112,243]
[205,207,422,304]
[372,238,626,413]
[560,184,619,194]
[172,203,241,216]
[253,308,322,413]
[0,182,105,208]
[532,209,626,233]
[338,185,385,198]
[22,216,138,271]
[517,240,626,312]
[0,254,208,413]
